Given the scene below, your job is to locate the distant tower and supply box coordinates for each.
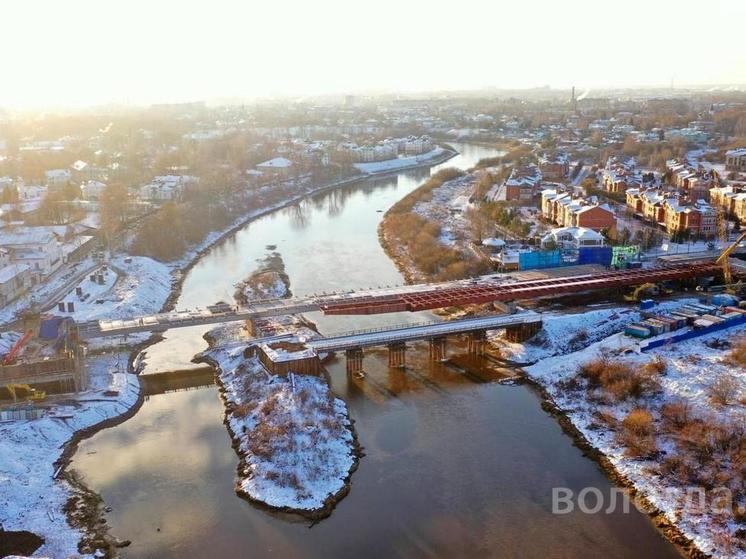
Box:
[571,86,578,113]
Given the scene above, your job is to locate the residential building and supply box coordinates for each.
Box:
[663,200,717,239]
[710,184,746,222]
[725,148,746,172]
[541,189,616,232]
[0,227,64,277]
[45,169,72,189]
[541,226,606,249]
[603,155,642,194]
[80,180,107,200]
[0,263,33,307]
[139,175,197,202]
[17,183,47,201]
[538,152,569,181]
[255,157,294,180]
[499,164,542,203]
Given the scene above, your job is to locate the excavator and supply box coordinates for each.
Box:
[1,331,46,404]
[716,230,746,287]
[5,383,46,403]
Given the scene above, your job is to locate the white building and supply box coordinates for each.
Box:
[17,183,48,201]
[139,175,197,202]
[0,263,32,306]
[80,180,107,200]
[541,226,606,249]
[45,169,72,188]
[0,227,64,277]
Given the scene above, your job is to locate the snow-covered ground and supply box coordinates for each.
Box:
[493,298,698,363]
[353,146,447,174]
[0,353,140,558]
[516,308,746,558]
[201,342,356,513]
[0,258,99,326]
[411,172,477,251]
[50,256,172,323]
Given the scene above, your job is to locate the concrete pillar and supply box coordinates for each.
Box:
[345,348,364,376]
[387,342,406,369]
[504,321,542,343]
[467,330,487,356]
[428,337,447,361]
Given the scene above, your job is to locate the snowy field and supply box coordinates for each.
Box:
[0,353,140,558]
[50,256,172,323]
[203,342,356,513]
[521,315,746,558]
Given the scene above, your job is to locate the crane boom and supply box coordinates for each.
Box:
[716,231,746,285]
[3,330,33,365]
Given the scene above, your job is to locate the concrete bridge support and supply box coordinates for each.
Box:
[428,337,447,361]
[345,348,364,376]
[387,342,406,369]
[467,330,487,356]
[504,321,542,343]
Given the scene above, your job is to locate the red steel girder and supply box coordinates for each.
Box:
[320,263,722,315]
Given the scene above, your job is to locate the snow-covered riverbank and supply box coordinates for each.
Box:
[512,303,746,558]
[197,341,358,518]
[0,353,141,557]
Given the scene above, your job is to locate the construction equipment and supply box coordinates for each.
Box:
[2,330,34,365]
[5,384,46,403]
[716,231,746,286]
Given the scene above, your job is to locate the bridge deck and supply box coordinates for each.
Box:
[306,313,540,352]
[77,262,723,339]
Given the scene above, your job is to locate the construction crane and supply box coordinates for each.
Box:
[2,330,33,365]
[5,384,46,403]
[716,230,746,286]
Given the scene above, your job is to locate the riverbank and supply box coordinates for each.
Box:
[522,319,746,557]
[378,167,491,283]
[0,352,141,557]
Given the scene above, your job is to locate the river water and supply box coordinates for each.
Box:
[72,143,678,558]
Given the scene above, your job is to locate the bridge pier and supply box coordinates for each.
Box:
[466,330,487,356]
[504,321,542,343]
[345,348,364,376]
[387,342,406,369]
[428,336,447,361]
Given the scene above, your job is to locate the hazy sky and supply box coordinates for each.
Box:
[4,0,745,108]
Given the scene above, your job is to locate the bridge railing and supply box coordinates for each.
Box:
[318,314,540,341]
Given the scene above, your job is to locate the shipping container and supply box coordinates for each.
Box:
[625,324,652,338]
[640,299,656,310]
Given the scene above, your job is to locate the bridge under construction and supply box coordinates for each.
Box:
[76,261,729,339]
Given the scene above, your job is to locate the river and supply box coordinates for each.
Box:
[71,143,679,558]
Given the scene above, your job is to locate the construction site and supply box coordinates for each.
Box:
[0,314,87,410]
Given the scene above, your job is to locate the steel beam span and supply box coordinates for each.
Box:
[319,263,722,315]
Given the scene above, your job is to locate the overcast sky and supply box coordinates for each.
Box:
[4,0,745,108]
